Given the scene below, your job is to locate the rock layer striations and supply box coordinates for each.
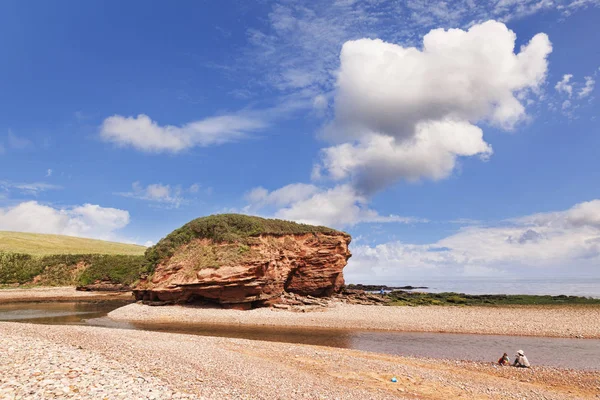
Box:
[133,214,351,308]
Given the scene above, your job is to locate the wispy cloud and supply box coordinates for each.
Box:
[115,181,206,208]
[578,76,595,98]
[6,130,32,150]
[448,218,482,225]
[552,71,596,116]
[0,180,62,196]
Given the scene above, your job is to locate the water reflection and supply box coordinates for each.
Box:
[128,321,355,349]
[1,302,599,371]
[0,301,131,324]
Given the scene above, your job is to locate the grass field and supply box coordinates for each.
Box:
[0,231,146,256]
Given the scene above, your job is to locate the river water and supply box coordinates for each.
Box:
[0,301,598,370]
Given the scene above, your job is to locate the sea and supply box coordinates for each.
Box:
[380,277,600,298]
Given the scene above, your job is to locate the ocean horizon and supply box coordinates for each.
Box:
[358,277,600,298]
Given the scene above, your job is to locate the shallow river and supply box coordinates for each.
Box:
[1,302,598,370]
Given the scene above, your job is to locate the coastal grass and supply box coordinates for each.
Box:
[387,290,600,306]
[0,232,148,287]
[0,231,145,256]
[0,252,147,287]
[145,214,342,271]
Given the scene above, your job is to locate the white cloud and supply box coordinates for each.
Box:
[245,183,320,208]
[578,76,595,98]
[0,201,130,240]
[189,183,201,193]
[555,74,574,97]
[320,121,493,193]
[243,2,357,96]
[408,0,598,26]
[552,73,596,116]
[330,21,550,137]
[145,184,172,201]
[116,181,210,207]
[46,169,53,177]
[116,182,186,208]
[100,113,267,153]
[346,199,600,281]
[244,183,426,228]
[0,181,62,196]
[316,21,551,193]
[518,199,600,229]
[560,0,600,16]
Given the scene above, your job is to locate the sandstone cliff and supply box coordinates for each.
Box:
[134,214,351,308]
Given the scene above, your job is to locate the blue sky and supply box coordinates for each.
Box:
[1,0,599,282]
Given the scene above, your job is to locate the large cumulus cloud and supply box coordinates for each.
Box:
[316,20,552,193]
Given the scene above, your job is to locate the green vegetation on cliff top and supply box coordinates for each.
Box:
[0,231,145,256]
[144,214,343,269]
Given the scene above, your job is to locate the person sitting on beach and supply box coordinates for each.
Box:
[498,353,510,366]
[512,350,530,368]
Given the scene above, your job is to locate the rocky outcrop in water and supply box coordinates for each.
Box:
[133,214,351,308]
[76,280,131,292]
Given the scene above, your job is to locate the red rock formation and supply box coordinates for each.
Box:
[133,232,351,307]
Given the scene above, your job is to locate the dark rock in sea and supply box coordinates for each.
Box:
[346,284,428,291]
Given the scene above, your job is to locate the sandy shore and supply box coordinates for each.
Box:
[0,287,133,303]
[109,302,600,339]
[1,322,598,399]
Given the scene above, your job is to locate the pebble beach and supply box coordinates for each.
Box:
[109,302,600,339]
[2,288,600,399]
[1,321,599,399]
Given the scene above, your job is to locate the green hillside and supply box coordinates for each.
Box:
[0,231,147,287]
[0,231,146,256]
